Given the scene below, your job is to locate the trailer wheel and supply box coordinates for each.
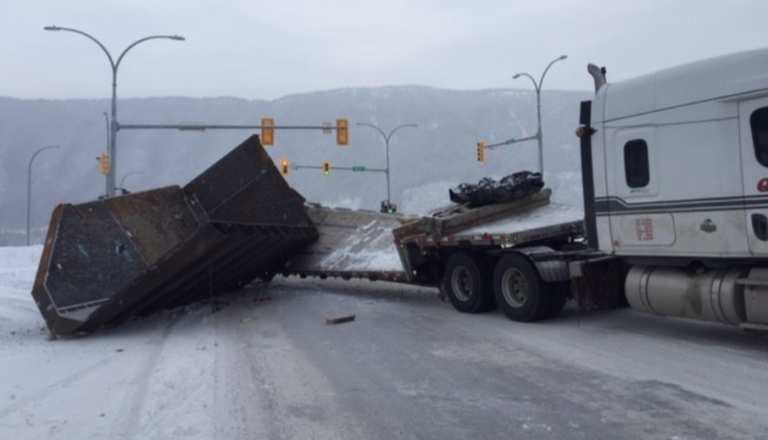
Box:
[443,253,494,313]
[493,254,551,322]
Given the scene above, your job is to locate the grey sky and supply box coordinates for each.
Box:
[2,0,766,100]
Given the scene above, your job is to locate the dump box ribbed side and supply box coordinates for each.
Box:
[32,135,318,337]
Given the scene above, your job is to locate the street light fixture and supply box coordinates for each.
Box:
[512,55,567,179]
[27,145,59,246]
[44,25,184,197]
[356,122,417,207]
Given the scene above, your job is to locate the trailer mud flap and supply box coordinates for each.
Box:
[31,135,318,337]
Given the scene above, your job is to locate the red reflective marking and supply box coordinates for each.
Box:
[758,178,768,193]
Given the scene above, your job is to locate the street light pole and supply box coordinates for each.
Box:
[513,55,567,179]
[102,112,109,197]
[27,145,59,246]
[44,26,184,197]
[356,122,417,205]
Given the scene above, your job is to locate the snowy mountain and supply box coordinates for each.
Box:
[0,87,590,245]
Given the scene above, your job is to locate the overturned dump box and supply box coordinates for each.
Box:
[32,135,318,337]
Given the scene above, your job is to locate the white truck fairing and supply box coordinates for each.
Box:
[591,48,768,259]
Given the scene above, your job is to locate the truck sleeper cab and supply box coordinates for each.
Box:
[583,48,768,329]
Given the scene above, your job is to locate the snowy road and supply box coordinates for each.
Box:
[1,246,767,439]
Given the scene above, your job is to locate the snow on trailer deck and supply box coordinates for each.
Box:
[395,190,585,247]
[457,203,584,240]
[284,204,409,281]
[286,191,585,284]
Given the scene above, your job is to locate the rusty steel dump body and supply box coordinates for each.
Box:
[32,135,318,337]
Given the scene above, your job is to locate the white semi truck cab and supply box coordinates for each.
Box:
[580,48,768,329]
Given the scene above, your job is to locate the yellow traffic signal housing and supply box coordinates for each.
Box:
[262,118,274,146]
[100,152,110,175]
[477,140,486,163]
[336,119,348,146]
[281,158,290,175]
[323,161,331,176]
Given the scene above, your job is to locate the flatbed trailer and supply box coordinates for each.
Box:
[284,203,409,283]
[391,189,593,321]
[284,188,596,322]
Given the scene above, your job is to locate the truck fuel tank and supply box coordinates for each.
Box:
[625,265,748,326]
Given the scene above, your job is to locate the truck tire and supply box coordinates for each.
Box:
[443,253,494,314]
[493,254,551,322]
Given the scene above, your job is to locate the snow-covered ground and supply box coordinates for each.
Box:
[0,246,250,438]
[3,245,768,439]
[0,246,43,337]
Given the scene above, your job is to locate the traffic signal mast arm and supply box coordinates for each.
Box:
[290,164,387,174]
[119,123,348,131]
[121,119,349,147]
[484,133,538,150]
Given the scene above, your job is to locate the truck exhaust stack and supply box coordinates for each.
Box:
[31,135,318,337]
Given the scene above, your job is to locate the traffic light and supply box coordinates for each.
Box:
[100,152,110,175]
[281,159,290,175]
[380,200,397,214]
[323,161,331,176]
[477,140,486,163]
[261,118,274,146]
[336,119,348,146]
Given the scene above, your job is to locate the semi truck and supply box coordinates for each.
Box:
[32,48,768,336]
[291,48,768,331]
[577,48,768,331]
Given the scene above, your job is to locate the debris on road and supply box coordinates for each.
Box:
[325,315,356,325]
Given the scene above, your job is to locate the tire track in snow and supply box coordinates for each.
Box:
[211,301,270,440]
[108,317,183,439]
[209,292,365,440]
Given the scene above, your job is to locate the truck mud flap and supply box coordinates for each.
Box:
[31,135,318,337]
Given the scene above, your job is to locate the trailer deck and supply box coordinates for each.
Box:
[284,205,409,282]
[394,189,584,248]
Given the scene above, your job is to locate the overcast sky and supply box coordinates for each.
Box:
[2,0,766,100]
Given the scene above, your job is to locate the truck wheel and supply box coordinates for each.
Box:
[443,253,494,313]
[493,254,551,322]
[542,282,569,320]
